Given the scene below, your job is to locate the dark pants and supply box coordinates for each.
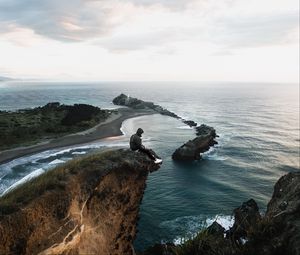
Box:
[138,148,158,160]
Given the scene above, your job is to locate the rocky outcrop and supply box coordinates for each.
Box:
[262,172,300,255]
[183,120,197,127]
[172,125,217,161]
[113,94,180,119]
[141,171,300,255]
[228,199,262,241]
[113,94,201,128]
[0,149,160,255]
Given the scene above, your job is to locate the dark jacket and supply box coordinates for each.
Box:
[130,134,143,151]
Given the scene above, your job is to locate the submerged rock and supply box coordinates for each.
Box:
[0,149,160,255]
[172,125,217,161]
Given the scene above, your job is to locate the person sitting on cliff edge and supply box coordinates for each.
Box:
[130,128,162,164]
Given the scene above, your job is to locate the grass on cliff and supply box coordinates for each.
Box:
[170,230,231,255]
[0,150,118,216]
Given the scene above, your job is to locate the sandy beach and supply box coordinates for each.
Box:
[0,107,156,165]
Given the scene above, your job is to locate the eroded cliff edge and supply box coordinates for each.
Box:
[0,149,160,255]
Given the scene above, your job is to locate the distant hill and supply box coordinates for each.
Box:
[0,76,14,81]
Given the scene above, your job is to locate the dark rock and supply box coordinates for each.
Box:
[172,125,217,161]
[182,120,197,127]
[195,124,216,137]
[264,172,300,255]
[207,221,225,237]
[139,243,175,255]
[113,94,180,119]
[228,199,261,240]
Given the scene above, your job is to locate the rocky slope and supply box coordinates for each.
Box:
[140,171,300,255]
[0,149,160,255]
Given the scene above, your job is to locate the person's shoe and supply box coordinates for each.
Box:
[154,158,163,164]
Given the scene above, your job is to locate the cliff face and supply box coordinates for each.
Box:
[264,172,300,254]
[140,172,300,255]
[0,149,160,255]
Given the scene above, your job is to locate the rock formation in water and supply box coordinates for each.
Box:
[0,149,160,255]
[140,171,300,255]
[172,124,218,161]
[113,94,219,161]
[112,94,200,128]
[113,93,180,119]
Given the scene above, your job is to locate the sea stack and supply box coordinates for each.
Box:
[172,124,217,161]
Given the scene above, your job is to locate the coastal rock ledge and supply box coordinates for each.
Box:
[0,149,160,255]
[172,124,217,161]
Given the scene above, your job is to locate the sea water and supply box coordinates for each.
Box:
[0,81,299,250]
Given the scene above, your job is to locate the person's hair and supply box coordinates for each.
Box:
[137,128,144,135]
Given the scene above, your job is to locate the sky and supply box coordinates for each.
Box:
[0,0,299,82]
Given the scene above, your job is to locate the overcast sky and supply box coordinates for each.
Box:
[0,0,299,82]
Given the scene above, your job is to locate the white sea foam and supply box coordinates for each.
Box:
[49,148,73,157]
[72,151,87,155]
[205,215,234,230]
[204,154,227,161]
[176,126,193,130]
[1,168,45,196]
[202,147,227,161]
[120,126,126,136]
[160,214,234,245]
[49,159,65,165]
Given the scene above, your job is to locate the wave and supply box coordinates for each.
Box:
[49,159,65,165]
[160,214,234,245]
[176,126,193,130]
[202,147,227,161]
[72,151,87,155]
[1,168,45,196]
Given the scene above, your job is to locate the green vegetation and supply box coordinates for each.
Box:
[171,230,230,255]
[0,102,112,150]
[140,230,235,255]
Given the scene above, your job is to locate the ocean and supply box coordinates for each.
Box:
[0,81,299,250]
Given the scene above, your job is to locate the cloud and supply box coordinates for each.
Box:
[0,0,195,42]
[0,0,124,41]
[0,0,298,52]
[212,10,299,48]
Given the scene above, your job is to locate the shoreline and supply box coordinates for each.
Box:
[0,107,156,165]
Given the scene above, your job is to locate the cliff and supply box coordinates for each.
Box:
[141,171,300,255]
[0,149,160,255]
